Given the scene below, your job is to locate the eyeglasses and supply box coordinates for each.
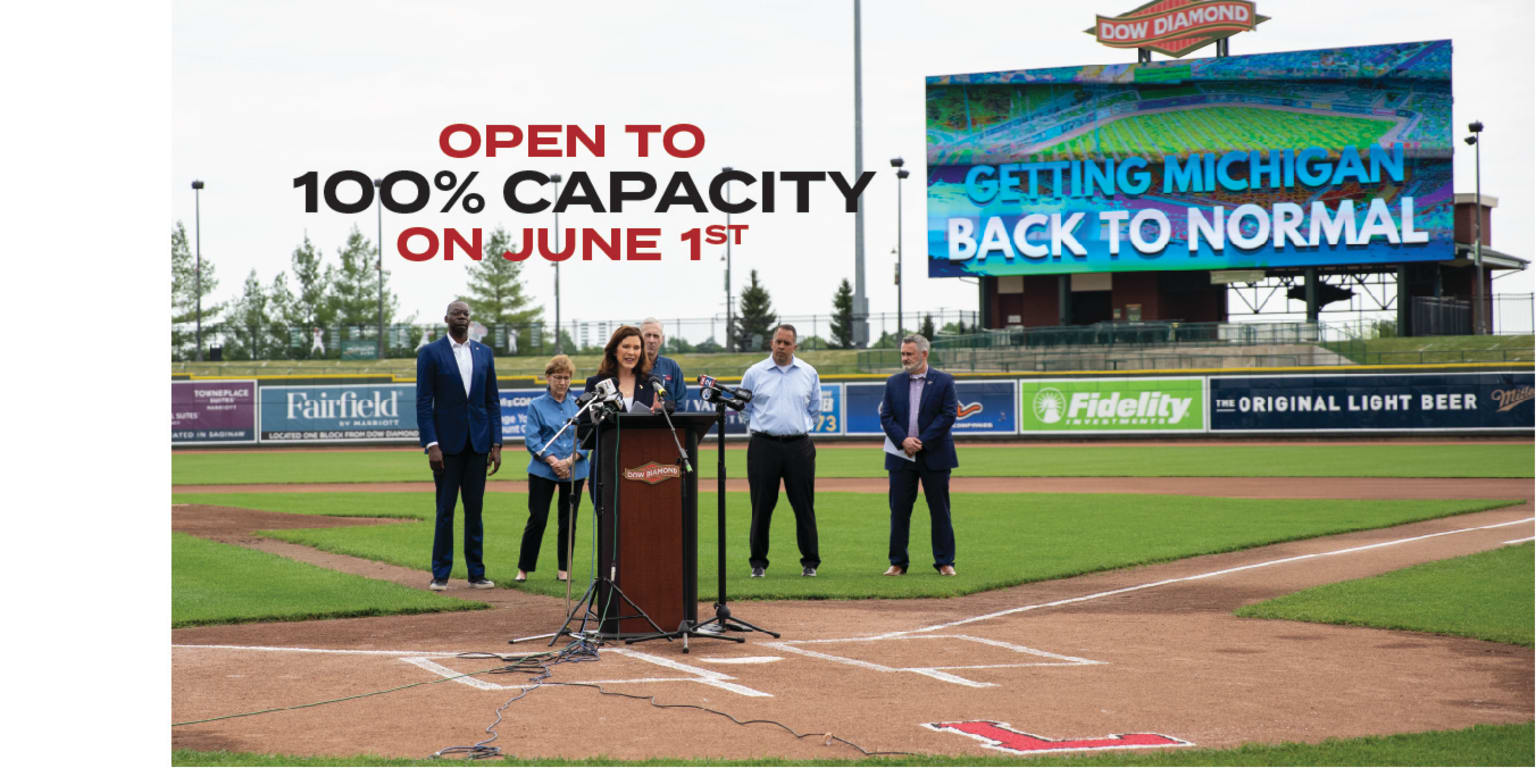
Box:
[547,375,571,382]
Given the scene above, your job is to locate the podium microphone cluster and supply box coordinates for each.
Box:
[697,375,752,411]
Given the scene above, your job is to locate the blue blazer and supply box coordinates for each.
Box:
[416,336,503,454]
[880,367,959,472]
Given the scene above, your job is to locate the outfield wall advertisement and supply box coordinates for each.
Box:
[926,40,1453,277]
[1210,372,1536,432]
[680,383,843,437]
[844,380,1019,436]
[260,384,418,442]
[172,380,257,445]
[1019,377,1206,433]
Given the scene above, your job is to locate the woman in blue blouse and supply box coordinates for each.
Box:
[517,354,589,582]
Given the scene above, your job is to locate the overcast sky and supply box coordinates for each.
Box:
[171,0,1533,336]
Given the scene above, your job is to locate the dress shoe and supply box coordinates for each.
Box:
[514,571,528,583]
[883,565,906,576]
[938,565,957,576]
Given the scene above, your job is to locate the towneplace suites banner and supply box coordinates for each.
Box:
[172,380,257,445]
[1210,372,1535,432]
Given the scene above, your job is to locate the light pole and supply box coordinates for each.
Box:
[374,177,385,358]
[723,166,734,352]
[1464,121,1485,334]
[550,173,562,353]
[191,180,205,361]
[891,157,908,334]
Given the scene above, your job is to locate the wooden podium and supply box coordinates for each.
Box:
[584,412,715,639]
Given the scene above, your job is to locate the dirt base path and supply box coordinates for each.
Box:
[172,495,1535,761]
[175,476,1536,501]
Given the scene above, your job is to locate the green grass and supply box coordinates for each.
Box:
[171,532,485,627]
[171,721,1535,765]
[176,491,435,519]
[172,443,1536,486]
[1237,542,1535,646]
[251,491,1517,600]
[1324,334,1535,365]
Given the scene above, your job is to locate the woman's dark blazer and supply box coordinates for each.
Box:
[580,373,657,410]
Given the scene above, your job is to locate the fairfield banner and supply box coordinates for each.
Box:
[1210,372,1536,432]
[259,384,417,442]
[1019,377,1205,433]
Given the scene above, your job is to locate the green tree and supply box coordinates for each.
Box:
[463,226,542,354]
[226,269,272,360]
[171,220,224,360]
[328,225,399,330]
[267,272,297,358]
[830,278,855,349]
[731,269,777,352]
[665,337,695,354]
[695,337,723,353]
[288,234,333,337]
[919,314,936,341]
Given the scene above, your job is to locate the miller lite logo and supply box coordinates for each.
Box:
[1088,0,1266,58]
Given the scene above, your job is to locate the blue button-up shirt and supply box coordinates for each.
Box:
[740,356,820,436]
[524,390,589,482]
[650,355,686,410]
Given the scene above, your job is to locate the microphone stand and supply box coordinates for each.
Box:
[690,391,777,641]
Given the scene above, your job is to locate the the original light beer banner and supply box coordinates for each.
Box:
[926,40,1452,277]
[1210,372,1536,432]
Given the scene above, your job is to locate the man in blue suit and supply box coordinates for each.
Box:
[417,300,503,591]
[879,334,959,576]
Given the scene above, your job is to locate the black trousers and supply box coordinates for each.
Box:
[431,444,487,582]
[747,434,819,570]
[519,474,585,572]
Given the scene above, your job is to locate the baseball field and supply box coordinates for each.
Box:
[170,440,1535,765]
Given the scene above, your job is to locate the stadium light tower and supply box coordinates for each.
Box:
[550,173,563,353]
[891,157,909,334]
[374,177,385,359]
[1464,121,1485,334]
[191,179,205,362]
[723,166,735,352]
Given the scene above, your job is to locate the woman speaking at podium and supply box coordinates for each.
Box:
[581,325,660,413]
[517,354,588,583]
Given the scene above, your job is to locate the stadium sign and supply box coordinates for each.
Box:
[171,380,257,445]
[1210,372,1536,432]
[843,380,1019,436]
[1090,0,1265,58]
[926,41,1454,279]
[1019,378,1205,433]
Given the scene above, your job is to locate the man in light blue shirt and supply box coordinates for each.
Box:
[740,324,822,577]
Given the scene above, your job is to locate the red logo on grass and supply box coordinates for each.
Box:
[925,721,1191,754]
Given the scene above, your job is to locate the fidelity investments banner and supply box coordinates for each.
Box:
[1020,377,1205,433]
[926,40,1452,277]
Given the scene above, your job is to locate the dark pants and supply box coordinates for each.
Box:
[520,474,585,572]
[431,447,488,581]
[747,434,819,570]
[888,464,955,571]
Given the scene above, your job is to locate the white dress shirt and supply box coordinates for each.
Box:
[449,335,474,397]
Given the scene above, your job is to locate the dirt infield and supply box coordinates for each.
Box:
[170,473,1534,761]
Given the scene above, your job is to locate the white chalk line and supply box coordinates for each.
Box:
[763,634,1102,688]
[1503,536,1534,545]
[174,643,773,697]
[875,515,1536,640]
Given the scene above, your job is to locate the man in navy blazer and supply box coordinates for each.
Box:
[879,334,959,576]
[417,300,503,591]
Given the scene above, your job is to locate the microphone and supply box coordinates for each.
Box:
[648,375,677,413]
[697,374,753,403]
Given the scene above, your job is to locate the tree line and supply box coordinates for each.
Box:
[171,222,974,361]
